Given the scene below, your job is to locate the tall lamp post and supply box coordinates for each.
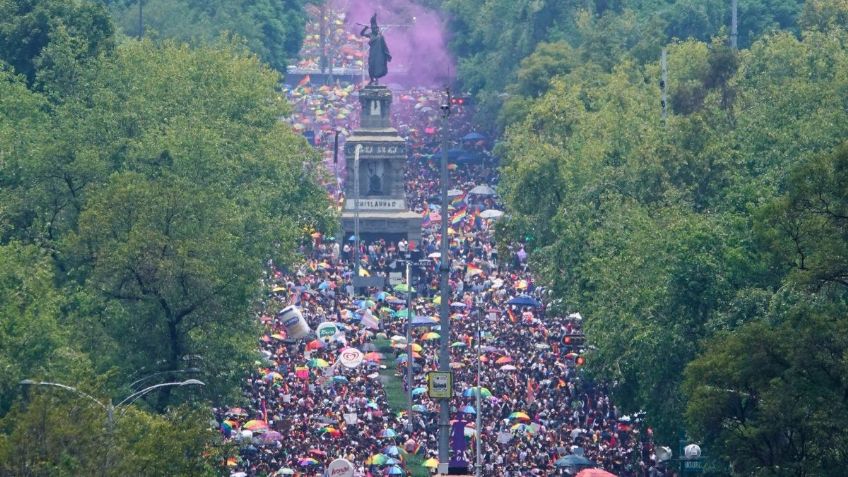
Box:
[20,378,205,473]
[353,144,362,287]
[20,379,206,426]
[437,87,452,475]
[475,297,483,477]
[405,253,414,429]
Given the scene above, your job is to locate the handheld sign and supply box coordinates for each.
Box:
[327,458,355,477]
[338,348,364,369]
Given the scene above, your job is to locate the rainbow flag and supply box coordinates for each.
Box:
[450,209,467,225]
[507,308,518,323]
[295,366,309,380]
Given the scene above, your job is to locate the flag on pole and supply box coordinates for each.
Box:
[450,209,467,226]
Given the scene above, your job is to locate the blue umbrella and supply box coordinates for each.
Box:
[411,387,427,396]
[387,465,405,475]
[460,405,476,414]
[506,295,541,307]
[348,235,357,241]
[462,132,485,141]
[412,315,438,325]
[412,404,428,413]
[555,454,595,468]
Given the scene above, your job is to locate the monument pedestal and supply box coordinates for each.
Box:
[341,85,421,248]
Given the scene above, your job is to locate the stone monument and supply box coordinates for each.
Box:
[341,85,422,248]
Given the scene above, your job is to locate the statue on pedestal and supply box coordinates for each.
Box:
[360,14,391,85]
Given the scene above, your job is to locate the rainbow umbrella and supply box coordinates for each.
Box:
[299,457,320,466]
[366,453,388,465]
[307,358,330,368]
[420,332,440,341]
[511,423,535,434]
[463,387,493,398]
[264,371,283,381]
[383,445,402,456]
[244,420,269,431]
[509,411,531,421]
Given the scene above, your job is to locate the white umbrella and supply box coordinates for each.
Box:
[277,469,295,476]
[469,184,496,196]
[447,189,463,197]
[428,252,441,258]
[480,209,504,219]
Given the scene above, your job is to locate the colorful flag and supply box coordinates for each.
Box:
[450,209,467,226]
[297,74,311,87]
[507,308,517,323]
[295,366,309,380]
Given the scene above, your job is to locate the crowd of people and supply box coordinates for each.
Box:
[218,6,668,477]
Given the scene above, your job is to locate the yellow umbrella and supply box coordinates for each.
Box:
[423,458,439,468]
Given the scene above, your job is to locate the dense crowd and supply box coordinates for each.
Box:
[219,7,666,477]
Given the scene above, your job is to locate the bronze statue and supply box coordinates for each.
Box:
[360,14,391,85]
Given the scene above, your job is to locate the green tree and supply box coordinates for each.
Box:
[0,397,222,476]
[0,0,114,86]
[497,23,848,442]
[2,38,333,408]
[684,298,848,476]
[105,0,308,72]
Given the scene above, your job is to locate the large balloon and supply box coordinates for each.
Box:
[280,306,310,340]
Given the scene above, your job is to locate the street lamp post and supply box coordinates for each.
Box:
[20,379,205,428]
[475,299,483,477]
[20,378,205,473]
[353,144,362,288]
[437,87,452,475]
[405,253,414,431]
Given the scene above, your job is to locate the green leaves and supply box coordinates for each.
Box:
[497,20,848,448]
[2,22,331,410]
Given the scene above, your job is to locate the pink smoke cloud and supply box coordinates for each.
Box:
[338,0,454,86]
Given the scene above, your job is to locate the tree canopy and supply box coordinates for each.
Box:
[100,0,309,72]
[495,16,848,471]
[0,0,331,470]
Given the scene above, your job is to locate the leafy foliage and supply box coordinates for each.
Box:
[0,0,115,86]
[434,0,806,128]
[496,22,848,455]
[0,1,331,469]
[102,0,309,72]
